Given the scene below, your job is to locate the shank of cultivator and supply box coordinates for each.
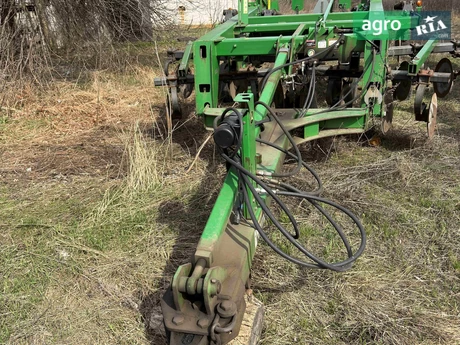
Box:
[155,1,459,344]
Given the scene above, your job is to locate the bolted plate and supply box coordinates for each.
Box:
[433,58,454,99]
[162,290,263,345]
[427,94,438,139]
[169,332,205,345]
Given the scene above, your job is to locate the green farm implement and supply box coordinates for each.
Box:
[154,1,459,344]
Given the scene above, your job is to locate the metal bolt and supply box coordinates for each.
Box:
[217,300,237,318]
[220,300,233,312]
[197,318,210,329]
[172,315,184,325]
[209,279,222,297]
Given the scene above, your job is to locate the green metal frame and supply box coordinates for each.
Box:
[157,1,459,344]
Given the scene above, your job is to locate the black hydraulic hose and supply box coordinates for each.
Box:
[215,129,366,270]
[255,137,323,196]
[307,48,378,117]
[291,64,317,116]
[299,63,317,117]
[260,35,344,92]
[218,127,365,271]
[251,98,363,268]
[259,174,352,258]
[240,171,341,269]
[229,153,366,271]
[253,102,352,256]
[211,42,377,270]
[273,191,365,267]
[264,179,353,258]
[236,157,345,269]
[231,155,301,239]
[255,100,303,178]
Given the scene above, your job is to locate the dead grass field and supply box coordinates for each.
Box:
[2,20,460,345]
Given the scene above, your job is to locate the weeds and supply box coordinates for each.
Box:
[125,123,166,193]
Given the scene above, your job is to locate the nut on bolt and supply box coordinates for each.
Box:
[172,315,184,325]
[217,300,237,318]
[220,300,233,311]
[197,318,210,329]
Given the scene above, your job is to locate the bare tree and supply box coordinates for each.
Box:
[1,0,16,33]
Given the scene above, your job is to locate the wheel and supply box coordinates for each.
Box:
[165,90,182,120]
[394,61,412,101]
[433,58,454,99]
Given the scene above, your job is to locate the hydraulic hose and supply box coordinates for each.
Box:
[213,103,366,271]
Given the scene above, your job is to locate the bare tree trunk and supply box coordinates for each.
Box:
[1,0,15,33]
[35,0,55,50]
[1,0,17,61]
[139,0,152,40]
[106,0,144,41]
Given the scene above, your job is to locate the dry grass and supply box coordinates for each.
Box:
[252,132,460,344]
[0,42,223,344]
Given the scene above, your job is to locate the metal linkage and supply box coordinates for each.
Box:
[155,0,459,344]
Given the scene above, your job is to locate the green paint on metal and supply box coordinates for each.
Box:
[285,109,368,131]
[234,92,257,217]
[304,122,320,137]
[193,41,219,115]
[157,2,454,340]
[238,0,250,25]
[289,24,307,75]
[320,0,335,23]
[409,39,437,75]
[254,49,289,124]
[242,19,360,33]
[291,0,303,11]
[247,11,367,24]
[338,0,351,9]
[215,36,305,57]
[195,168,239,253]
[198,17,239,41]
[178,41,193,77]
[322,116,365,129]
